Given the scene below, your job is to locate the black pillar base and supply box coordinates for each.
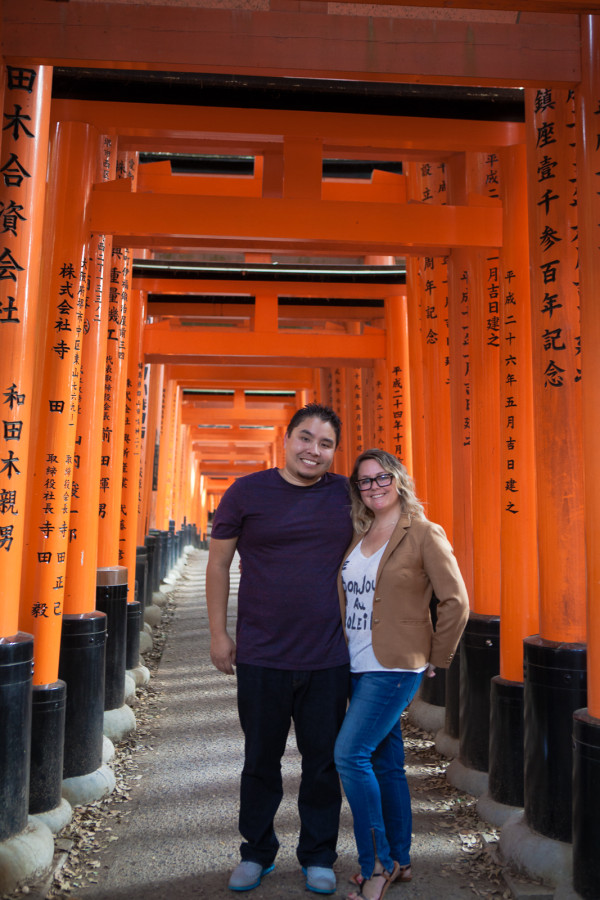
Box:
[420,665,446,707]
[488,676,524,808]
[96,567,129,711]
[0,633,33,841]
[459,613,500,773]
[573,708,600,899]
[523,636,586,842]
[126,600,142,670]
[135,546,148,617]
[59,612,106,778]
[444,647,461,739]
[29,680,66,815]
[144,533,159,598]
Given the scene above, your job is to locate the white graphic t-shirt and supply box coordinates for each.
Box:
[341,539,426,674]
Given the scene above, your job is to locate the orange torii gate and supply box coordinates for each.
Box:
[2,13,600,893]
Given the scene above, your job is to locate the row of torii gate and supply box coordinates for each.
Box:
[2,13,600,900]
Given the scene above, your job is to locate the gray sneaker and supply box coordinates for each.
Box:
[228,860,275,892]
[302,866,336,895]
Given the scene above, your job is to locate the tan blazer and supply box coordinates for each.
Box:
[338,514,469,670]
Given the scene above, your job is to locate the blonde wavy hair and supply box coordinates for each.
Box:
[349,448,426,534]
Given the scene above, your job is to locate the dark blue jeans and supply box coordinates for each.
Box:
[236,662,350,868]
[334,671,424,878]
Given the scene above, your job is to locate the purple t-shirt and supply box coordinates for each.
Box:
[211,467,353,670]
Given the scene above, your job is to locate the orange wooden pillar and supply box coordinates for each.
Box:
[404,257,427,506]
[367,254,411,470]
[384,291,413,477]
[0,62,51,842]
[372,359,390,452]
[155,375,179,532]
[346,322,365,463]
[573,19,600,896]
[491,144,539,806]
[331,367,349,476]
[96,151,137,714]
[405,162,452,718]
[486,144,539,810]
[20,119,96,681]
[19,120,96,816]
[453,153,502,775]
[523,86,586,844]
[64,136,114,614]
[139,363,163,538]
[120,287,146,670]
[404,162,451,517]
[445,152,501,773]
[445,153,475,751]
[60,133,115,782]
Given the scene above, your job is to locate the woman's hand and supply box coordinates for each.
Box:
[425,664,436,678]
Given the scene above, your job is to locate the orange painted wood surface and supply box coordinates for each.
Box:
[90,190,503,255]
[143,324,385,366]
[0,63,51,637]
[526,87,586,644]
[19,121,96,684]
[65,135,115,615]
[577,15,600,716]
[5,0,580,86]
[498,143,539,682]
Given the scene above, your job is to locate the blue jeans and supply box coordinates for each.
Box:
[334,670,423,879]
[236,663,350,869]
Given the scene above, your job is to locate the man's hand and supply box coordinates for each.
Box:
[210,632,237,675]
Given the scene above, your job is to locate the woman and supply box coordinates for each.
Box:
[334,449,469,900]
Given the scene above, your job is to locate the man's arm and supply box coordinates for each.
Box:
[206,536,239,674]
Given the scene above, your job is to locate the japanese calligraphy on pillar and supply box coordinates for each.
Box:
[501,263,521,514]
[459,269,471,447]
[526,87,585,639]
[0,66,49,628]
[31,253,87,617]
[390,364,406,460]
[65,135,115,614]
[530,88,580,391]
[351,368,363,455]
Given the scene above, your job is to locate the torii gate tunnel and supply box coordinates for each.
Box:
[1,2,600,896]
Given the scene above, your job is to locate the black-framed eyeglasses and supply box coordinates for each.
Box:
[355,473,394,491]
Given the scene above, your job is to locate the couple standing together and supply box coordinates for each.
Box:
[207,404,469,900]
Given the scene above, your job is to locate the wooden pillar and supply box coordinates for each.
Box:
[446,153,500,772]
[405,257,427,505]
[384,292,413,477]
[487,143,539,809]
[0,61,51,845]
[139,363,163,537]
[346,322,364,462]
[120,288,146,594]
[64,135,115,615]
[331,367,349,475]
[371,360,390,452]
[155,376,179,529]
[0,64,51,636]
[97,152,138,568]
[20,120,96,684]
[403,165,451,511]
[573,19,600,898]
[497,145,539,682]
[523,86,586,844]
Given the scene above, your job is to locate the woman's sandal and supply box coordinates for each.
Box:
[346,861,403,900]
[349,863,412,888]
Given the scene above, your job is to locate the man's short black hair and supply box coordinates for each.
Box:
[286,403,342,447]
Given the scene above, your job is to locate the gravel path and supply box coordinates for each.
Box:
[8,548,543,900]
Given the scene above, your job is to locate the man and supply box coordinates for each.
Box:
[206,403,353,895]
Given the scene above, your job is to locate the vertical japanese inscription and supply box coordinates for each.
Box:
[0,67,36,570]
